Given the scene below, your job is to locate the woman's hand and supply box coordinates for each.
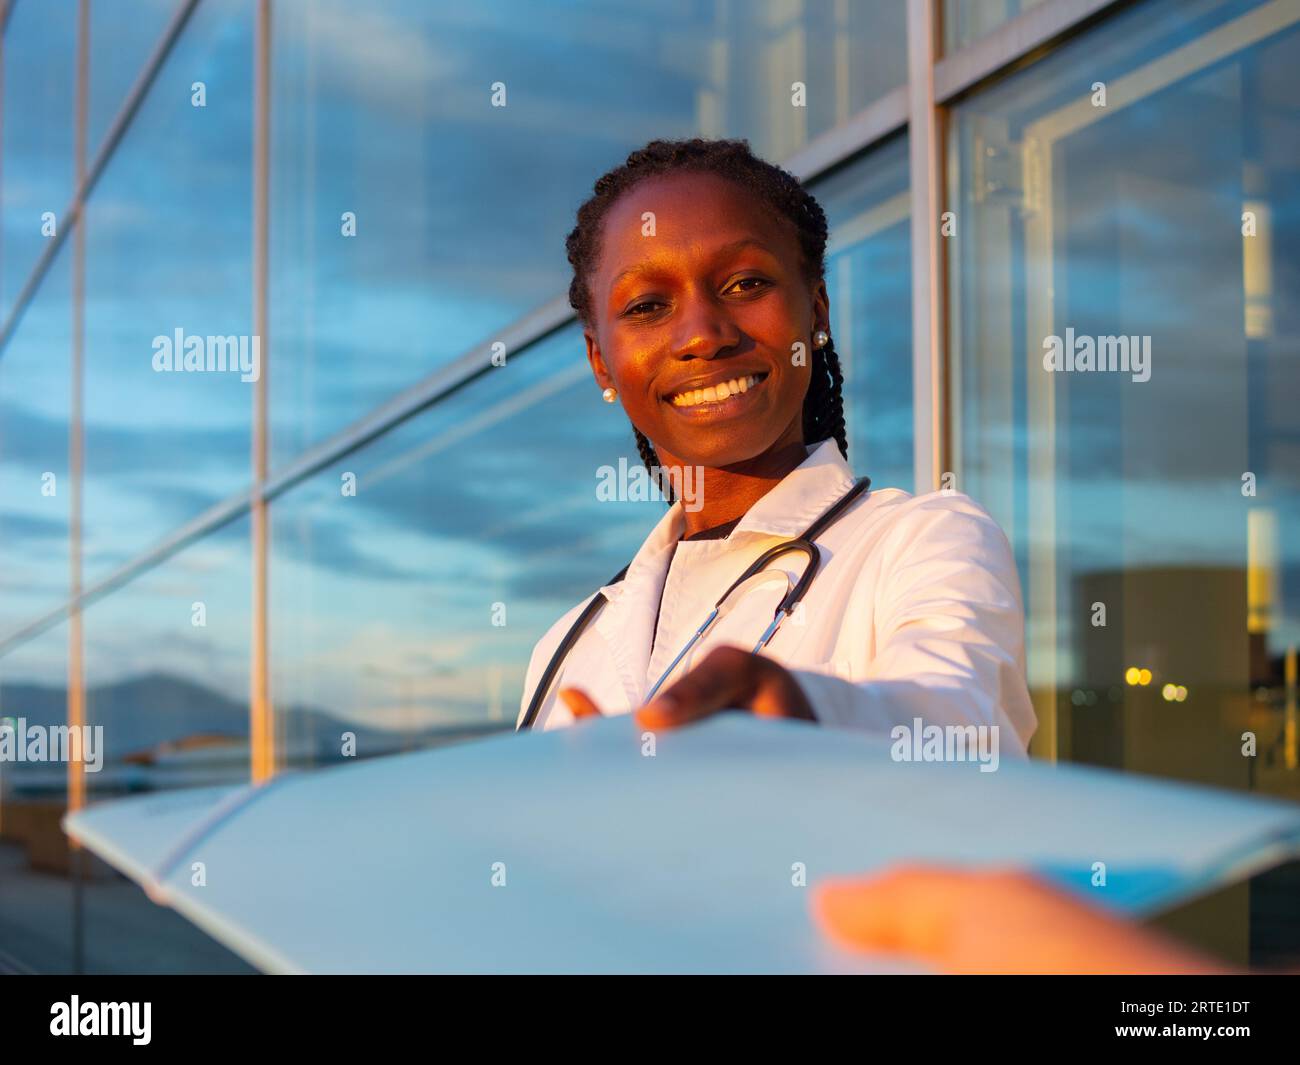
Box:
[812,864,1232,974]
[558,646,816,729]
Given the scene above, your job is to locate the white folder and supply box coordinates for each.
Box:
[63,715,1300,974]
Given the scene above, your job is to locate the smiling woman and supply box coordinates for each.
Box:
[518,138,1037,748]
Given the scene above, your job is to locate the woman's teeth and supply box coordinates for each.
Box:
[669,373,764,408]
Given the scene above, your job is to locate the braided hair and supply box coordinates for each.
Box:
[564,138,848,489]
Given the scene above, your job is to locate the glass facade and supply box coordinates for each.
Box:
[0,0,75,320]
[948,0,1300,788]
[267,0,908,465]
[943,0,1049,52]
[0,0,1296,973]
[821,132,913,491]
[0,240,70,634]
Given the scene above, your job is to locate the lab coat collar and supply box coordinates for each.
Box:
[732,438,858,538]
[589,438,858,711]
[595,438,857,605]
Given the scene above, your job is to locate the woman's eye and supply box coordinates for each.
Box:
[623,278,768,317]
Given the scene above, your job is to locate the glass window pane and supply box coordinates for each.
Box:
[948,0,1300,799]
[1,0,76,321]
[0,240,70,637]
[817,134,913,492]
[269,0,907,467]
[83,0,254,582]
[0,624,71,973]
[88,0,184,156]
[270,324,652,764]
[943,0,1049,54]
[81,517,255,973]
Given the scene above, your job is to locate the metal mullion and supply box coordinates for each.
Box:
[0,1,6,351]
[251,0,271,782]
[68,0,89,976]
[907,0,944,493]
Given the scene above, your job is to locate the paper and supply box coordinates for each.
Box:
[63,715,1300,974]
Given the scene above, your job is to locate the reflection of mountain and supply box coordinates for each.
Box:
[0,671,497,764]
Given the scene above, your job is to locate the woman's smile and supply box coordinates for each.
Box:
[663,369,771,419]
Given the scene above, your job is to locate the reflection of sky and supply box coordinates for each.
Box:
[266,0,907,465]
[833,229,913,490]
[2,0,911,604]
[87,0,184,151]
[82,0,255,581]
[0,239,71,635]
[0,0,187,317]
[269,326,659,726]
[956,0,1300,659]
[80,514,251,701]
[1,1,914,725]
[10,0,1295,737]
[821,133,914,492]
[0,0,75,320]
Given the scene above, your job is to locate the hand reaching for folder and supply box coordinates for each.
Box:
[559,645,817,729]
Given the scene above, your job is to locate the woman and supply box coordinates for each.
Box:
[517,138,1035,751]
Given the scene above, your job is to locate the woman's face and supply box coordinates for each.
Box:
[584,171,829,471]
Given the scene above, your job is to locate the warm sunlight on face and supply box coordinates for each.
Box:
[584,171,827,471]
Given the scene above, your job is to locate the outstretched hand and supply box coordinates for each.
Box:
[558,645,816,729]
[811,864,1231,974]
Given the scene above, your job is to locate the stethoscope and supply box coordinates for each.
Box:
[518,474,871,730]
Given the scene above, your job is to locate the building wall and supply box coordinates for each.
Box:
[0,0,1296,973]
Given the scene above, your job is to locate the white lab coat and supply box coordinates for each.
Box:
[517,439,1037,753]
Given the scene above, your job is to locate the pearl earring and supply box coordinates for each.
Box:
[813,329,830,349]
[602,387,618,403]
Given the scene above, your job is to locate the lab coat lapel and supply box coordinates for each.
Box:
[581,442,856,714]
[591,503,683,714]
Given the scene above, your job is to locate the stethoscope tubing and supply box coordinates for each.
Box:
[518,474,871,730]
[642,538,820,701]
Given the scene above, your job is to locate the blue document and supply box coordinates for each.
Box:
[63,715,1300,973]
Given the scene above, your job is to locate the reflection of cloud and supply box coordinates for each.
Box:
[78,195,158,232]
[83,612,249,701]
[287,4,457,107]
[270,613,509,725]
[274,508,427,584]
[0,509,65,544]
[0,401,67,467]
[285,0,705,141]
[278,435,659,603]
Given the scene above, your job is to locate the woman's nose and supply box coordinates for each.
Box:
[671,296,741,360]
